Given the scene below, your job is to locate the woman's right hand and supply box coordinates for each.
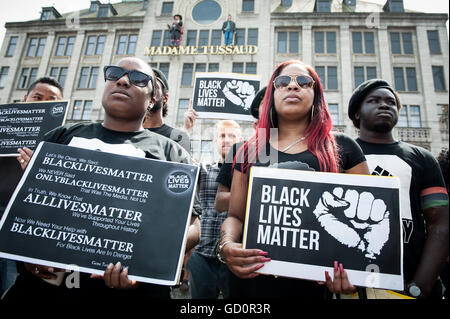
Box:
[221,242,271,279]
[24,262,63,280]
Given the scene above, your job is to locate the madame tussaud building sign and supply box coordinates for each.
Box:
[144,45,258,56]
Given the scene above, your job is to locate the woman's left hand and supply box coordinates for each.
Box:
[17,147,33,170]
[323,261,357,294]
[91,262,139,290]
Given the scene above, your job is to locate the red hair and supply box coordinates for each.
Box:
[234,60,339,175]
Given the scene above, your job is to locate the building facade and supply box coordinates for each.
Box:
[0,0,448,161]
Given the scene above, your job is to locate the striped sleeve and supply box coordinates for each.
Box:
[420,187,449,210]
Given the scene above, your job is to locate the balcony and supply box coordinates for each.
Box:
[396,127,432,150]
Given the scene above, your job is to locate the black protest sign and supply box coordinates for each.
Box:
[192,72,260,121]
[0,101,69,156]
[243,166,403,291]
[0,142,199,286]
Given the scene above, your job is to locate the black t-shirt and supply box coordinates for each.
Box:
[147,124,191,154]
[356,138,448,282]
[217,133,365,188]
[220,133,366,298]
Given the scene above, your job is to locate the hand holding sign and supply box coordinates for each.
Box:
[313,187,390,259]
[223,80,256,111]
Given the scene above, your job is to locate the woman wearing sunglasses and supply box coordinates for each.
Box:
[217,60,370,298]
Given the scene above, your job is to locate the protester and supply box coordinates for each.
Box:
[222,15,236,45]
[143,68,190,152]
[168,14,183,47]
[217,60,370,298]
[4,57,199,300]
[348,79,449,299]
[0,77,64,297]
[187,120,242,299]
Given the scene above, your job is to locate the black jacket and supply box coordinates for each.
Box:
[222,20,236,33]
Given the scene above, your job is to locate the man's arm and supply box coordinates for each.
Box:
[413,205,449,297]
[185,214,200,252]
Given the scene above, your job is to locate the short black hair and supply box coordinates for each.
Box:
[27,77,63,97]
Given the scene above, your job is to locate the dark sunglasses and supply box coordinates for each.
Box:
[273,75,315,90]
[103,66,154,89]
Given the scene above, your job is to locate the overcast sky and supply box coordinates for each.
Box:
[0,0,448,45]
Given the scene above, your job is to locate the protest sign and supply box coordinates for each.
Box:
[0,101,69,156]
[243,166,403,291]
[192,72,260,121]
[0,142,199,286]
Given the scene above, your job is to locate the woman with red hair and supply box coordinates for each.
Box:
[217,60,370,298]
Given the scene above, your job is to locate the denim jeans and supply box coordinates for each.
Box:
[224,31,234,45]
[187,251,231,299]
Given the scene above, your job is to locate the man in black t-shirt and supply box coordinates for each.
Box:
[143,68,190,153]
[348,79,449,299]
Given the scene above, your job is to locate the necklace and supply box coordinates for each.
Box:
[281,134,308,153]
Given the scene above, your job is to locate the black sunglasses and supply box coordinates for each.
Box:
[103,66,154,89]
[273,75,315,90]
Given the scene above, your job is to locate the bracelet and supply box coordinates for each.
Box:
[216,240,233,264]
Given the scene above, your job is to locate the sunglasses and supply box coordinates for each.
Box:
[103,66,154,89]
[273,75,315,90]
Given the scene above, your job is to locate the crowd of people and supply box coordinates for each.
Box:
[0,56,448,301]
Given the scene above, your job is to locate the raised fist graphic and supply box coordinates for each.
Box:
[222,80,256,110]
[313,187,390,259]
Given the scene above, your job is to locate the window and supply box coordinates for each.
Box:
[211,30,222,46]
[427,31,441,54]
[0,67,9,88]
[242,0,254,12]
[177,99,190,123]
[195,63,206,74]
[247,29,258,45]
[181,63,194,86]
[315,31,336,54]
[278,32,287,53]
[151,30,162,46]
[163,30,171,46]
[281,0,293,7]
[232,62,244,74]
[390,32,414,55]
[432,66,446,91]
[85,35,106,55]
[354,66,377,88]
[50,67,68,88]
[55,36,75,56]
[352,32,374,54]
[159,63,170,79]
[398,105,421,128]
[5,36,18,57]
[388,0,404,12]
[393,67,417,92]
[78,67,99,89]
[208,63,219,72]
[328,103,339,125]
[71,100,93,121]
[277,31,299,54]
[193,0,222,24]
[161,2,173,15]
[199,30,210,46]
[116,34,138,55]
[316,0,331,12]
[316,66,338,90]
[201,140,214,163]
[246,63,257,74]
[17,67,38,89]
[235,29,245,45]
[26,37,46,57]
[41,10,52,21]
[186,30,197,46]
[98,6,109,18]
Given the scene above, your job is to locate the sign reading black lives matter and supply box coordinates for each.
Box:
[243,167,403,290]
[0,142,199,286]
[0,101,69,156]
[192,72,260,122]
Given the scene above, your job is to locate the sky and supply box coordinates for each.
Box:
[0,0,448,45]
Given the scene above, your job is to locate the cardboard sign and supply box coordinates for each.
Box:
[192,72,260,121]
[0,101,69,156]
[0,142,199,286]
[243,166,403,291]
